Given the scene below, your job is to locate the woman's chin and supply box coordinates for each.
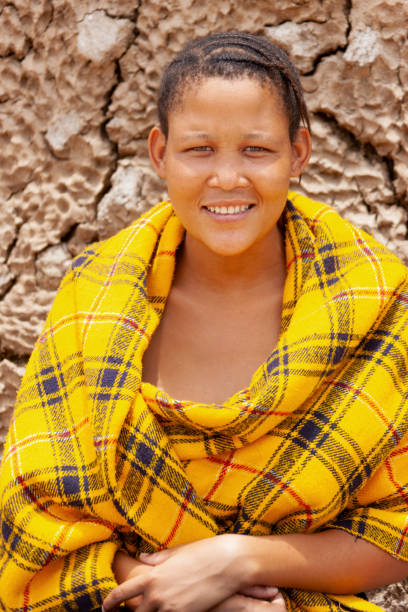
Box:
[194,226,278,259]
[198,237,258,258]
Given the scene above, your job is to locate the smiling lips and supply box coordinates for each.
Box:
[204,203,253,216]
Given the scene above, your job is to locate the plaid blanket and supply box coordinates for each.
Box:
[1,192,408,611]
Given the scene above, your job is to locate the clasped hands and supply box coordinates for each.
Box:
[102,534,286,611]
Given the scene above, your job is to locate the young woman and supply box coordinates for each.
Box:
[1,33,408,612]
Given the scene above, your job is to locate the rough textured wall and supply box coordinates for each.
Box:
[0,1,407,608]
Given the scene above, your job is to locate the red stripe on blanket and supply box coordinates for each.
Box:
[204,451,234,503]
[310,207,328,230]
[94,437,118,447]
[396,523,408,555]
[354,233,387,309]
[393,292,408,305]
[286,251,315,270]
[325,380,400,444]
[138,218,161,237]
[4,416,90,461]
[207,456,313,529]
[161,484,195,549]
[384,458,408,508]
[332,288,396,302]
[390,445,408,458]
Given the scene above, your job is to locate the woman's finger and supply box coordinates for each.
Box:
[210,593,287,611]
[270,592,287,610]
[239,585,279,599]
[102,577,146,611]
[139,550,172,566]
[121,594,143,611]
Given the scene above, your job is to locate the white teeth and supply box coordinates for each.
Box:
[206,204,251,215]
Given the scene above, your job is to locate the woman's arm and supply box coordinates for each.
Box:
[103,529,408,611]
[242,529,408,594]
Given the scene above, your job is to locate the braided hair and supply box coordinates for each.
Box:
[157,32,310,143]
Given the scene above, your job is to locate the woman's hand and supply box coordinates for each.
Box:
[118,588,286,612]
[211,589,287,611]
[103,535,258,612]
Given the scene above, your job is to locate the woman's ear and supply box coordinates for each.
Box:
[148,126,167,178]
[290,127,312,178]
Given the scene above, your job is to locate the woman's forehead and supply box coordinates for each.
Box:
[167,76,288,132]
[173,74,278,105]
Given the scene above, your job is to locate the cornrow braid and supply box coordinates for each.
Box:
[157,32,310,143]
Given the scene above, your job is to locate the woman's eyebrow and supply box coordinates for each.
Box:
[180,132,210,141]
[243,132,265,139]
[243,132,278,142]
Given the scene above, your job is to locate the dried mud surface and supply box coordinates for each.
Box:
[0,1,407,608]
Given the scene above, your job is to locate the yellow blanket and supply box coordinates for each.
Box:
[1,192,408,611]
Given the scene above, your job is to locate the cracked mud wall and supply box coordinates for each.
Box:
[0,1,407,608]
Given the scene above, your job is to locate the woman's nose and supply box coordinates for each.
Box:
[207,156,249,190]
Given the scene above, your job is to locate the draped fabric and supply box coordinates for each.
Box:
[1,192,408,611]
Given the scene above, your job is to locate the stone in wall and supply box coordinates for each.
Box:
[0,360,26,452]
[96,158,166,240]
[35,244,72,290]
[0,1,135,357]
[368,583,408,612]
[266,18,347,74]
[0,4,30,59]
[303,0,408,202]
[77,9,135,64]
[297,115,408,259]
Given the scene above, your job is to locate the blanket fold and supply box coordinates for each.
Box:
[1,192,408,611]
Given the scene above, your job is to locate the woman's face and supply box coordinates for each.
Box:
[149,76,311,257]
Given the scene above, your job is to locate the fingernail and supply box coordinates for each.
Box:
[266,586,279,595]
[139,552,150,558]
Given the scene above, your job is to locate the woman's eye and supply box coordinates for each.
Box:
[188,145,213,152]
[245,145,270,153]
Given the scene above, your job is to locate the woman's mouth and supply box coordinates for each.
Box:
[203,204,254,216]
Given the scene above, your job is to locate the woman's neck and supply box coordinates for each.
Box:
[174,225,286,297]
